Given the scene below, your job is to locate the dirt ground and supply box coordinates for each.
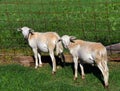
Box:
[0,53,120,67]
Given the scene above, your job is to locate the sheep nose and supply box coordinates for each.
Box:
[24,36,28,39]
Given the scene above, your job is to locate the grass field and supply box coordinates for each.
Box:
[0,0,120,50]
[0,1,120,91]
[0,62,120,91]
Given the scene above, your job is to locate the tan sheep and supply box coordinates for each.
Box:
[17,26,63,74]
[59,35,109,88]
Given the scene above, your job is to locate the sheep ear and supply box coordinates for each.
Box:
[70,36,76,40]
[17,28,22,32]
[29,28,34,35]
[58,39,62,42]
[70,36,76,43]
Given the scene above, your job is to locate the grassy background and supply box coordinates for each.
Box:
[0,62,120,91]
[0,0,120,50]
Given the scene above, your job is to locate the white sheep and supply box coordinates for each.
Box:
[59,35,109,87]
[17,26,63,74]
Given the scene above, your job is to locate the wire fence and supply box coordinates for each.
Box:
[0,0,120,61]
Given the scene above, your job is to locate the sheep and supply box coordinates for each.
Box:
[58,35,109,88]
[17,26,64,74]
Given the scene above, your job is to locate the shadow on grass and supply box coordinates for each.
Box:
[32,54,65,67]
[62,62,104,87]
[32,55,104,87]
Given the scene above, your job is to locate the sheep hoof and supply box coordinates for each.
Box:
[35,66,38,69]
[74,77,77,80]
[82,75,85,79]
[104,84,109,89]
[52,71,56,75]
[39,64,43,67]
[57,66,62,69]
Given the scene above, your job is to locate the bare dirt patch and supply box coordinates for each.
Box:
[13,54,120,67]
[0,52,120,67]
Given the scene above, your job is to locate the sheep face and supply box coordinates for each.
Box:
[60,35,71,48]
[21,27,30,39]
[61,35,76,48]
[18,26,34,39]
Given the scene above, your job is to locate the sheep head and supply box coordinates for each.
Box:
[17,26,34,39]
[59,35,76,48]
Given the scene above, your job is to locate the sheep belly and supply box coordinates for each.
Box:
[78,52,94,64]
[37,43,48,52]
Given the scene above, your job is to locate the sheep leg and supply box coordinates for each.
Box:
[59,52,65,67]
[38,53,42,67]
[73,57,78,80]
[49,51,56,74]
[33,48,38,69]
[79,64,85,79]
[97,61,109,88]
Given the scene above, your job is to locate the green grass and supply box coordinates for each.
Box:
[0,0,120,50]
[0,62,120,91]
